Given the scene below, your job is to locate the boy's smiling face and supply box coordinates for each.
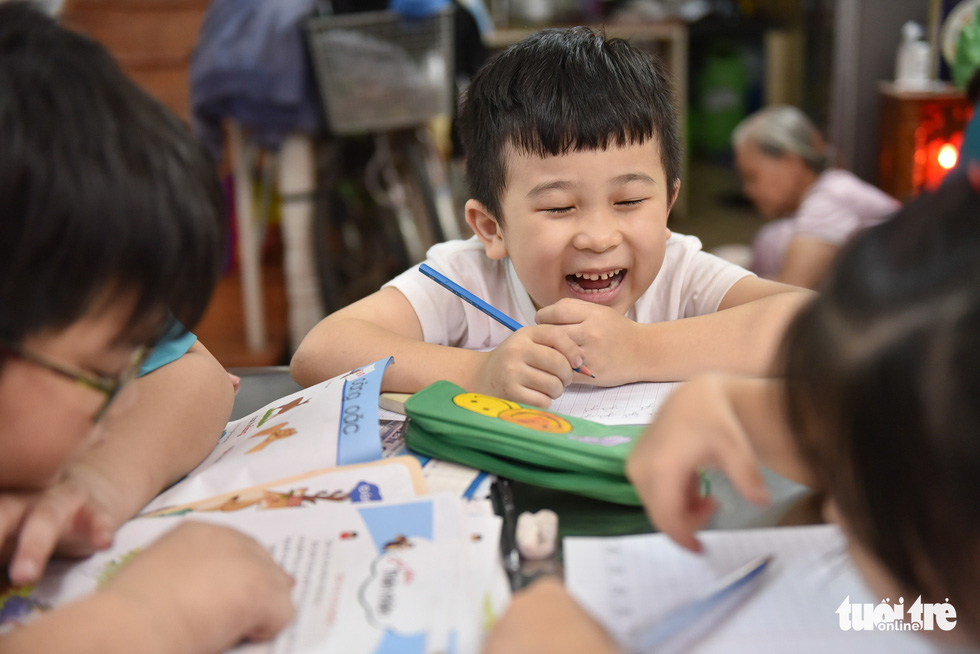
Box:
[469,138,676,314]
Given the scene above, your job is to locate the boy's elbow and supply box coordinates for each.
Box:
[190,345,237,418]
[289,350,314,388]
[290,339,329,388]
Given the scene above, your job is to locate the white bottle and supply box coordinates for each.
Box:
[895,20,932,89]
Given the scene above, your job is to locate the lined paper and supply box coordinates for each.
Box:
[551,381,680,425]
[564,524,944,654]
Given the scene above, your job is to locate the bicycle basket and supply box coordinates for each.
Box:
[304,8,456,135]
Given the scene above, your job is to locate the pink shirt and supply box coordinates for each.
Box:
[751,169,900,277]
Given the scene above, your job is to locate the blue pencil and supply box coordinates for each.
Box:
[418,263,595,378]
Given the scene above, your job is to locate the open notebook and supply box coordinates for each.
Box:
[564,524,950,654]
[549,381,679,425]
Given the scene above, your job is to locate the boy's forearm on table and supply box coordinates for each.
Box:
[632,292,812,379]
[291,317,485,393]
[1,588,179,654]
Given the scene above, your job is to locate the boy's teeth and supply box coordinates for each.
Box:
[573,269,622,281]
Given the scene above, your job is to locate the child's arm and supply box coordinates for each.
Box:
[626,373,813,552]
[290,287,585,407]
[777,236,841,289]
[535,277,813,384]
[482,577,620,654]
[1,521,294,654]
[3,341,234,584]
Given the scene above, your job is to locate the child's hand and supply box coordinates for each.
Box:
[535,298,641,386]
[474,325,584,407]
[101,521,295,653]
[482,577,620,654]
[1,462,119,585]
[625,375,771,552]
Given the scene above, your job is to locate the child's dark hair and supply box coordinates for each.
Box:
[457,27,680,223]
[0,2,225,345]
[782,172,980,636]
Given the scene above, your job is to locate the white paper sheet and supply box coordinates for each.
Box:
[13,494,508,654]
[564,524,946,654]
[550,381,680,425]
[141,358,393,514]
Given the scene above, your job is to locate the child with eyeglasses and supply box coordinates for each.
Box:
[0,3,294,652]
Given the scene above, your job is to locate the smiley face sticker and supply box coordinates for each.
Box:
[499,408,572,433]
[453,392,521,417]
[453,392,573,433]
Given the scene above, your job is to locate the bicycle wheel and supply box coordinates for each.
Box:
[312,137,411,314]
[390,127,465,248]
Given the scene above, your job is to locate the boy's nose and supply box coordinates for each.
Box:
[572,211,623,252]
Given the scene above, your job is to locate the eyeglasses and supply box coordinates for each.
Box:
[0,340,149,422]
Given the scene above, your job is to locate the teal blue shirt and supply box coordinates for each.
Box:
[138,318,197,377]
[959,100,980,170]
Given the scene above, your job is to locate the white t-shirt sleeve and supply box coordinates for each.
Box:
[384,243,470,347]
[637,233,755,321]
[383,237,519,350]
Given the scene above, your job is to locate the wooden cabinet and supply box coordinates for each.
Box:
[878,81,973,201]
[60,0,211,122]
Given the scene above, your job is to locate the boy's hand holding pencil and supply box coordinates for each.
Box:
[472,324,584,408]
[419,264,595,408]
[536,298,646,388]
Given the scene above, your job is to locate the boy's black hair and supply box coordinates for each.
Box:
[457,27,680,223]
[0,2,226,345]
[781,172,980,637]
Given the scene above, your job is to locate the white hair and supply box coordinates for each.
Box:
[732,105,828,172]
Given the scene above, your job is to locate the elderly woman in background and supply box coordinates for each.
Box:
[732,105,899,289]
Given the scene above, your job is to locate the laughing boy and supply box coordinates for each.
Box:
[291,28,812,407]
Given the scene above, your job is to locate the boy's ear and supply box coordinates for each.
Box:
[665,178,680,240]
[465,199,508,260]
[667,178,681,216]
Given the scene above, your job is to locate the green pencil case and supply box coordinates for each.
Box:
[404,381,643,505]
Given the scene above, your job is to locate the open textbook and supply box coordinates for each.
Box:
[0,360,511,653]
[140,358,394,515]
[14,493,509,654]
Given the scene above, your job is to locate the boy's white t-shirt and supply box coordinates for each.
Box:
[385,234,753,351]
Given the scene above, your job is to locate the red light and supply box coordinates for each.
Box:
[938,143,958,170]
[911,102,971,193]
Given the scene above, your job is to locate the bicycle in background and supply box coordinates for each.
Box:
[305,6,467,314]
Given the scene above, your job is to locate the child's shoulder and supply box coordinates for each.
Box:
[426,235,486,258]
[423,236,497,274]
[657,231,748,285]
[663,231,706,257]
[656,231,753,291]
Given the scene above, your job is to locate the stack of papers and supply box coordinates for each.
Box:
[34,494,509,654]
[1,360,510,653]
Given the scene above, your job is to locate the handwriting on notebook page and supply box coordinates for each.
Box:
[551,381,680,425]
